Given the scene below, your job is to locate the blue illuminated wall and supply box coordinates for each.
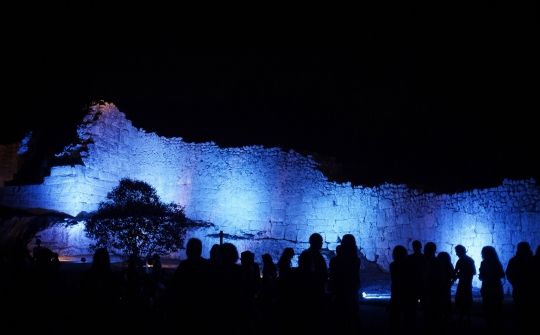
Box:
[1,102,539,288]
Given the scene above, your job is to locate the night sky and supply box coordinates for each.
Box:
[1,4,538,193]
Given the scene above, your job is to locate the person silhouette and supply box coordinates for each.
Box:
[328,234,361,332]
[259,253,277,309]
[277,247,295,278]
[437,251,454,324]
[32,238,53,269]
[422,241,441,331]
[32,238,42,259]
[80,248,121,331]
[170,238,210,332]
[406,240,424,306]
[275,247,297,332]
[298,233,328,297]
[298,233,328,333]
[479,245,505,331]
[506,241,535,332]
[389,244,409,333]
[454,244,476,325]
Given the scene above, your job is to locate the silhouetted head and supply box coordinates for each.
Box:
[481,246,499,262]
[455,245,467,258]
[210,243,221,263]
[221,243,239,265]
[412,240,422,253]
[536,245,540,257]
[424,242,436,257]
[35,238,42,246]
[262,253,273,264]
[437,251,451,264]
[92,248,111,271]
[241,250,255,265]
[186,238,203,259]
[309,233,323,251]
[278,247,295,271]
[392,245,407,262]
[341,234,358,255]
[516,241,532,257]
[282,247,294,259]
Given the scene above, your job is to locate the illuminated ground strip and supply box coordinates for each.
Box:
[361,292,391,300]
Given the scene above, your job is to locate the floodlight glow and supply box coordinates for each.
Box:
[362,291,391,300]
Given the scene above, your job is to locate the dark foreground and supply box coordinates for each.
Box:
[1,261,527,334]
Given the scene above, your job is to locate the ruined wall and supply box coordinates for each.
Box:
[1,103,539,289]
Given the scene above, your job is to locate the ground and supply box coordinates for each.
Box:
[3,259,521,334]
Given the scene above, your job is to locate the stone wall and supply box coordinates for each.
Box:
[1,102,539,289]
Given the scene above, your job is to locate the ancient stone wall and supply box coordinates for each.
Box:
[2,103,539,289]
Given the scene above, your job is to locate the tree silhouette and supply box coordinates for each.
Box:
[85,178,188,258]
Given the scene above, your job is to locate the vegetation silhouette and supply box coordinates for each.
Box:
[85,178,188,258]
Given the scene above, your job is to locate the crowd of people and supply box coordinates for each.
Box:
[388,240,540,333]
[2,233,540,334]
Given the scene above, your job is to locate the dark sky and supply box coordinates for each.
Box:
[2,4,538,193]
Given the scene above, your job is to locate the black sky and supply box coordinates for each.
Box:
[1,4,538,193]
